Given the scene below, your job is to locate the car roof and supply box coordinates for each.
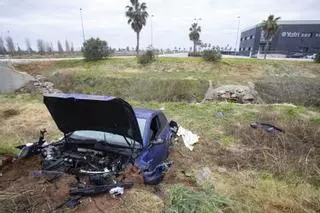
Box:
[133,108,161,119]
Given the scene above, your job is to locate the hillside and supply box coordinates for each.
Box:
[1,57,319,212]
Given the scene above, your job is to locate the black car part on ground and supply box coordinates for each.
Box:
[54,181,134,210]
[250,122,284,134]
[69,181,134,196]
[16,129,47,158]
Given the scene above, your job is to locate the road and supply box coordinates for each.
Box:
[0,53,314,63]
[0,63,34,93]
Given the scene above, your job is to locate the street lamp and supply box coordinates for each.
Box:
[80,8,86,44]
[151,14,154,48]
[235,16,240,53]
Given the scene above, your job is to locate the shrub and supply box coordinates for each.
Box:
[202,49,221,62]
[314,52,320,63]
[138,50,155,65]
[82,37,109,61]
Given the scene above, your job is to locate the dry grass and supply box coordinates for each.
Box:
[0,95,59,153]
[221,110,320,185]
[120,188,165,213]
[214,170,320,213]
[1,95,320,212]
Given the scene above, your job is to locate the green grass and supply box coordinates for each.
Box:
[14,57,320,105]
[15,57,320,82]
[168,185,230,213]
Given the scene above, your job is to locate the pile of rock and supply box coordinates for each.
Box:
[203,81,261,104]
[17,75,61,94]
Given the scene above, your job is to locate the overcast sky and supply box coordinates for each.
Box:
[0,0,319,51]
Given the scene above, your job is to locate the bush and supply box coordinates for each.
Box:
[202,49,222,62]
[314,52,320,63]
[82,37,109,61]
[138,50,155,65]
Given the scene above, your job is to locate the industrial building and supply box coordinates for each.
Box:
[239,20,320,57]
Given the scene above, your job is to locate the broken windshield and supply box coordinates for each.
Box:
[70,130,140,148]
[69,118,146,148]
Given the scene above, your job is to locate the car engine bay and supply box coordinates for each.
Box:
[41,142,132,178]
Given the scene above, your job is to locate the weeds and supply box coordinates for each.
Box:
[168,185,230,213]
[225,111,320,186]
[255,77,320,106]
[50,73,208,102]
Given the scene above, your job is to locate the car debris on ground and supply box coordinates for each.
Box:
[11,93,179,209]
[250,122,284,134]
[177,127,199,151]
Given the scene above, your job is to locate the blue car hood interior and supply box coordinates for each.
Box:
[43,93,143,144]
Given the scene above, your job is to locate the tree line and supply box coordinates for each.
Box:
[0,37,75,55]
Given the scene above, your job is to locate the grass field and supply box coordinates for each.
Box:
[1,93,320,212]
[1,57,319,212]
[14,57,320,105]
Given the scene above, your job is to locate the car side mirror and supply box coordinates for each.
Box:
[169,120,178,134]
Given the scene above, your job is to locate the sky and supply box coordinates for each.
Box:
[0,0,319,51]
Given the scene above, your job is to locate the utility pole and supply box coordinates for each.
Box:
[151,14,154,48]
[80,8,86,44]
[235,16,240,53]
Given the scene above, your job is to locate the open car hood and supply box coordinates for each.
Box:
[44,93,143,144]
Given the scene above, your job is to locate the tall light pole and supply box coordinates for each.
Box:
[80,8,86,44]
[150,14,154,48]
[235,16,240,53]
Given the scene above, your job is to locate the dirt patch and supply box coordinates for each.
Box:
[0,157,77,212]
[1,109,20,119]
[14,62,56,74]
[0,146,195,213]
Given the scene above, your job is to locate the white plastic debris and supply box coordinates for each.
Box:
[109,187,124,198]
[177,126,199,151]
[25,143,34,147]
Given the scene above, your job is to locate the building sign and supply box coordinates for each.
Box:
[281,32,317,38]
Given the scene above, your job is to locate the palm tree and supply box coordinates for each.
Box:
[189,23,201,54]
[125,0,148,55]
[260,15,280,59]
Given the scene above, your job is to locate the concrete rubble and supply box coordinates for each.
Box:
[17,74,61,94]
[203,80,262,104]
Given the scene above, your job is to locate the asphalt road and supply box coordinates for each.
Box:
[0,63,34,93]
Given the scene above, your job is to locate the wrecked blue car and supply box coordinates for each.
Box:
[17,93,178,186]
